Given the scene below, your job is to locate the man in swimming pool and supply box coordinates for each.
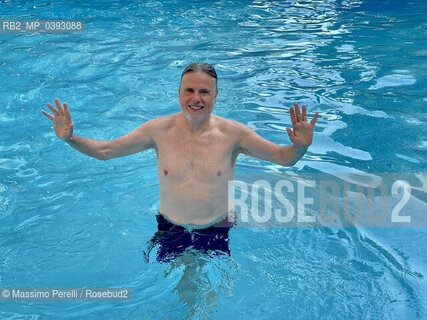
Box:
[42,62,318,254]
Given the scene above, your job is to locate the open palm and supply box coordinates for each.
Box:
[286,103,318,147]
[41,98,74,141]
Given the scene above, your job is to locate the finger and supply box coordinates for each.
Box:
[286,127,294,143]
[46,103,59,116]
[302,105,307,122]
[310,112,319,126]
[41,110,54,121]
[290,107,297,128]
[294,102,302,122]
[63,102,71,121]
[54,98,64,115]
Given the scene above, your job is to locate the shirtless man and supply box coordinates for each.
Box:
[42,62,318,230]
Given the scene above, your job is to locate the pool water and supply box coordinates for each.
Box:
[0,0,426,319]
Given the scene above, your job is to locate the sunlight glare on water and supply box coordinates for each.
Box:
[0,0,426,319]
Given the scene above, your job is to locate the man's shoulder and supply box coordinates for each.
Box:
[212,115,249,134]
[145,113,179,130]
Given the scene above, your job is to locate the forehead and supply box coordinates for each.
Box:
[180,72,216,89]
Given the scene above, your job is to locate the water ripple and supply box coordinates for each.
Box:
[0,0,426,318]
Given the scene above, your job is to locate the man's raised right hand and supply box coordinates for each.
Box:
[42,98,74,141]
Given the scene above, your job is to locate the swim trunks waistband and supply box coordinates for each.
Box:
[157,211,236,231]
[144,212,235,263]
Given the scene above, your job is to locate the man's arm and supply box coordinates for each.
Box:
[66,125,155,161]
[42,98,155,161]
[238,103,318,166]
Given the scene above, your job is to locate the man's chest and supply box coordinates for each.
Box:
[155,131,238,179]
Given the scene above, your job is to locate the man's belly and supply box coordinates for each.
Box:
[158,178,233,226]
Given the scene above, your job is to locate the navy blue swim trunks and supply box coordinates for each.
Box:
[144,213,235,263]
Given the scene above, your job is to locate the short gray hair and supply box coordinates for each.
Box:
[181,62,217,87]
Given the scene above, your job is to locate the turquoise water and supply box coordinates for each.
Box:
[1,0,426,319]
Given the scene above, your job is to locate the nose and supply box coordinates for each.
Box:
[190,92,201,103]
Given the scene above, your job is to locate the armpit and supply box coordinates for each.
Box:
[239,147,250,155]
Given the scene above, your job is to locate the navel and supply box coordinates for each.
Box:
[217,171,222,176]
[163,169,168,176]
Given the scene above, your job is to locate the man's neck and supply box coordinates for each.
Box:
[180,113,213,134]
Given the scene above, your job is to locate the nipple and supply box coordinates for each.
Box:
[163,169,168,176]
[217,171,222,176]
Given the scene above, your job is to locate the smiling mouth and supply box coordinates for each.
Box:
[189,105,204,110]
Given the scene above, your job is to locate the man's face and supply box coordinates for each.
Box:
[179,72,218,123]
